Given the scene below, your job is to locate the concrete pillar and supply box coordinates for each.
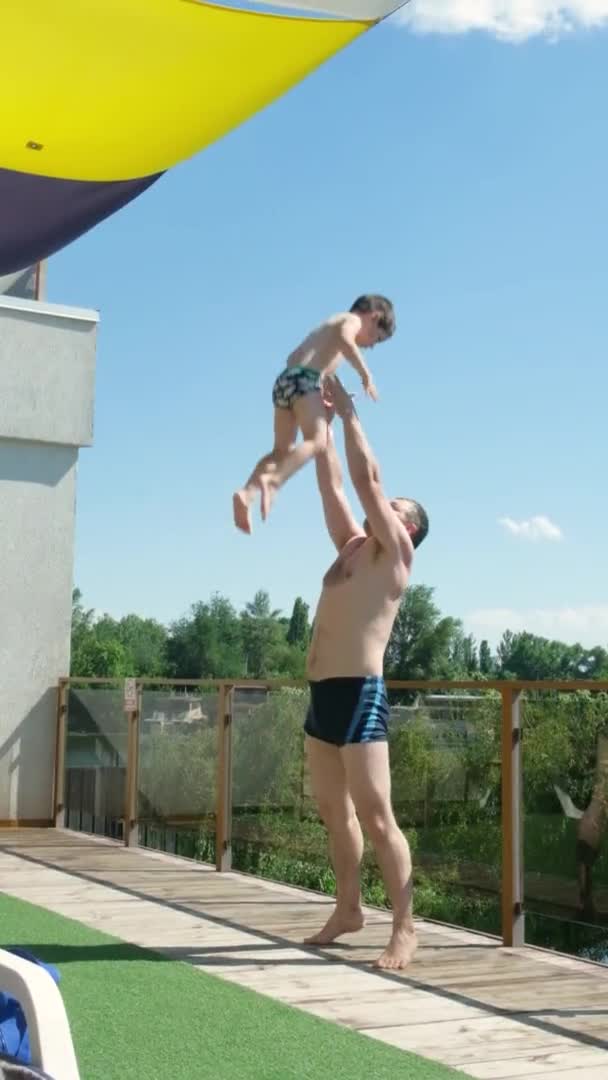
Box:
[0,293,97,823]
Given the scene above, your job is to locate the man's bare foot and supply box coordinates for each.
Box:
[259,475,278,522]
[373,929,417,971]
[304,908,365,946]
[233,490,252,534]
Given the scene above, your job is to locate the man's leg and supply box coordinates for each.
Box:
[342,742,416,969]
[303,734,365,944]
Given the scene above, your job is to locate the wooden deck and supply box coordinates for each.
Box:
[0,829,606,1080]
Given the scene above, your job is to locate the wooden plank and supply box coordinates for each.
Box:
[0,828,606,1080]
[532,1069,608,1080]
[361,1013,574,1049]
[303,991,491,1027]
[0,819,54,828]
[464,1046,608,1078]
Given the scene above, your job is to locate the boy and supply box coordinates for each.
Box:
[232,294,396,534]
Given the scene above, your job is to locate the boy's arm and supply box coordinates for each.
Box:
[338,317,378,401]
[315,425,365,552]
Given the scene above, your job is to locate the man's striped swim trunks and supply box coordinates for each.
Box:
[304,676,389,747]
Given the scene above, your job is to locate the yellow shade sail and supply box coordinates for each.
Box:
[2,0,368,184]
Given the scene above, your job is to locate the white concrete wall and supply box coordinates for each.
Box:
[0,296,97,447]
[0,295,97,821]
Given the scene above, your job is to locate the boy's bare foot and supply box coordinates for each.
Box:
[304,907,365,946]
[259,475,279,521]
[233,490,252,534]
[373,928,417,971]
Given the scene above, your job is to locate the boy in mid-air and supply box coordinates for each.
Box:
[233,294,396,534]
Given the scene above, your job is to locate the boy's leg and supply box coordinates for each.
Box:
[303,734,365,945]
[341,742,417,970]
[259,392,328,520]
[233,408,298,533]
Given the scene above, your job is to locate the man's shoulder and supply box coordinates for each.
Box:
[340,531,367,550]
[368,525,414,569]
[346,533,401,570]
[355,536,410,598]
[335,533,368,561]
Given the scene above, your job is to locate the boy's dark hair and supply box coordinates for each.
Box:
[350,294,396,340]
[400,499,429,549]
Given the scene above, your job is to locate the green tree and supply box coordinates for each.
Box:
[71,592,169,677]
[574,646,608,679]
[240,590,287,678]
[385,585,462,680]
[523,691,608,810]
[168,594,244,678]
[243,590,281,621]
[72,636,130,678]
[139,709,218,819]
[286,597,310,648]
[496,631,607,681]
[118,614,168,676]
[91,614,120,643]
[70,588,96,675]
[232,688,308,809]
[479,640,494,676]
[449,630,479,676]
[71,592,127,677]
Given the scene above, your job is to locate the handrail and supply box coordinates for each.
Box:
[55,676,608,949]
[59,676,608,691]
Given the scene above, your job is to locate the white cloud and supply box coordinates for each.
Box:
[464,604,608,646]
[498,514,563,541]
[395,0,608,42]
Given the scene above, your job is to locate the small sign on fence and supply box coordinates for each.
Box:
[123,678,138,713]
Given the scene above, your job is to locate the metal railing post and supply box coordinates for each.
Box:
[215,683,234,871]
[124,683,141,847]
[53,681,68,828]
[501,686,524,946]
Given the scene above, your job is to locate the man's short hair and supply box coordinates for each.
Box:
[350,295,396,340]
[398,499,429,549]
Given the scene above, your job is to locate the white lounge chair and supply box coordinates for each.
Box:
[0,949,79,1080]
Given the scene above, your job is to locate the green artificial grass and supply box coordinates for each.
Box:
[0,892,469,1080]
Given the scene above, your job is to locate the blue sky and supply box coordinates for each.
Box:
[47,10,608,648]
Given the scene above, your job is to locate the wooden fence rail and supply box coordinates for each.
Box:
[54,676,608,947]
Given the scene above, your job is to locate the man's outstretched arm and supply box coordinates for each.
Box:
[315,424,364,552]
[331,378,407,557]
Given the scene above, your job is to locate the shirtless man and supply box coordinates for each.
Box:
[232,295,395,534]
[303,376,429,969]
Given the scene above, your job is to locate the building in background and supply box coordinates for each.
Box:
[0,262,97,823]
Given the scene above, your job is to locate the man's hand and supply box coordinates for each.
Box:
[321,382,336,426]
[328,376,357,419]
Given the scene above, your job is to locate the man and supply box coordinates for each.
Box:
[303,377,429,970]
